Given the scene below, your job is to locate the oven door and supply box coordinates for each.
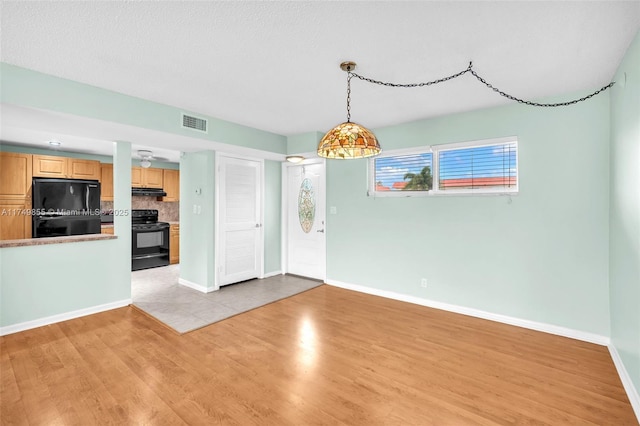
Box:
[131,224,170,271]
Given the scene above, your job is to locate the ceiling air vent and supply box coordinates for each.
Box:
[181,113,208,133]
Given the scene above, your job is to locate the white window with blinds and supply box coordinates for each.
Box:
[369,148,433,197]
[369,137,518,196]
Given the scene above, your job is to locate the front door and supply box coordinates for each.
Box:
[286,162,326,280]
[217,155,262,286]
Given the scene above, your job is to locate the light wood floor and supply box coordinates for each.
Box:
[1,285,637,425]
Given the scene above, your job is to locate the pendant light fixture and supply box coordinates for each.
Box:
[317,61,381,159]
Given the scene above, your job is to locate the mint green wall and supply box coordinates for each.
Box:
[0,240,129,326]
[0,141,132,328]
[264,160,282,273]
[287,131,323,154]
[610,30,640,395]
[0,143,179,169]
[179,151,216,289]
[327,90,611,336]
[1,63,286,154]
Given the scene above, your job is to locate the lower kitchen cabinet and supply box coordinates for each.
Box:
[170,224,179,264]
[0,198,32,240]
[101,227,114,235]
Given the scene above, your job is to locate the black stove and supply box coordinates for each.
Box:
[131,209,170,271]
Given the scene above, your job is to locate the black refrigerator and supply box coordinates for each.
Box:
[32,178,101,238]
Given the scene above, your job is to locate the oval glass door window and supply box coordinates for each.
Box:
[298,178,315,233]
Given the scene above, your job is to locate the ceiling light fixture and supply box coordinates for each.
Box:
[317,62,381,160]
[285,155,305,163]
[138,150,153,168]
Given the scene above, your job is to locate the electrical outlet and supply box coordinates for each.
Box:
[421,278,428,288]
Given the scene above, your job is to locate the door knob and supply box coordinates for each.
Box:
[317,229,325,233]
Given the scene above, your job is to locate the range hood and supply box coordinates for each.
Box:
[132,187,167,197]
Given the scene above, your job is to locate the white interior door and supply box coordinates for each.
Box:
[218,156,262,286]
[286,162,326,280]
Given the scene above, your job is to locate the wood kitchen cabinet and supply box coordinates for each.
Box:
[101,227,114,235]
[33,155,100,180]
[100,164,114,201]
[68,158,101,180]
[0,199,32,240]
[131,167,142,187]
[170,224,179,264]
[1,152,32,199]
[0,152,33,240]
[131,167,164,188]
[162,169,180,202]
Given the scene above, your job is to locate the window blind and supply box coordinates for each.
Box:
[374,153,433,191]
[438,142,517,191]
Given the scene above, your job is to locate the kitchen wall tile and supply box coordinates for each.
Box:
[101,199,179,222]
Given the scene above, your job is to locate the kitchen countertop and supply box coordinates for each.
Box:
[0,234,116,249]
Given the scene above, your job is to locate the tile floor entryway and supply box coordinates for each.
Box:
[132,265,323,333]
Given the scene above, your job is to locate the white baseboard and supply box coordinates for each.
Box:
[609,345,640,421]
[262,270,282,279]
[325,279,610,346]
[178,277,215,293]
[0,299,132,336]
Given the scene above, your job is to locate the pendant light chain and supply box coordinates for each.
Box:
[346,71,353,122]
[469,66,614,107]
[351,63,473,88]
[350,61,614,108]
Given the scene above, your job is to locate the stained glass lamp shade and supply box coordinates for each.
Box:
[317,121,381,159]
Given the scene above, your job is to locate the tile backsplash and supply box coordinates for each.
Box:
[101,198,179,222]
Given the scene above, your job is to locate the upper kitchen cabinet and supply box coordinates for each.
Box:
[100,164,114,201]
[144,167,164,188]
[32,154,66,178]
[162,169,179,202]
[0,152,32,198]
[131,166,142,187]
[33,155,100,180]
[131,167,164,188]
[69,159,101,180]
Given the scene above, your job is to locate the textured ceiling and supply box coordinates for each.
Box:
[1,1,639,156]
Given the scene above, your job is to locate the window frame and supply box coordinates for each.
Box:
[368,136,519,197]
